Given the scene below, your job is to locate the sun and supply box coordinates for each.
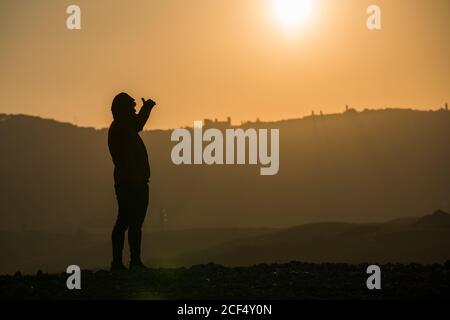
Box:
[271,0,315,31]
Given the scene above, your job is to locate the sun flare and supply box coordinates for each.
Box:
[271,0,315,31]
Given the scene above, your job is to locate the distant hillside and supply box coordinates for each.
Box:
[1,212,449,275]
[0,227,276,274]
[0,108,449,233]
[416,209,450,227]
[171,210,450,266]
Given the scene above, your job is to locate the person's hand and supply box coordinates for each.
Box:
[141,98,156,109]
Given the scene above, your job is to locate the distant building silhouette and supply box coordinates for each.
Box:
[344,105,357,114]
[204,117,232,128]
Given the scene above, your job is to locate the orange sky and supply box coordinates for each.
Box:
[0,0,449,129]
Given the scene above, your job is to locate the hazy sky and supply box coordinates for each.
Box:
[1,0,449,129]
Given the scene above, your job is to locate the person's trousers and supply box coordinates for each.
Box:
[112,182,149,264]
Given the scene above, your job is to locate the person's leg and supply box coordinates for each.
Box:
[111,184,132,269]
[129,183,149,267]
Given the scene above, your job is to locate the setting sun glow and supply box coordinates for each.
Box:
[272,0,315,31]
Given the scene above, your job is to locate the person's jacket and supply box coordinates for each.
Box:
[108,105,151,185]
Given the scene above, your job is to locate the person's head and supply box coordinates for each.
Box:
[111,92,136,120]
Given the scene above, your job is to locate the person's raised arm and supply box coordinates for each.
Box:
[134,98,156,132]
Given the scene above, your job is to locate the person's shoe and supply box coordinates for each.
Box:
[129,260,149,272]
[110,261,128,273]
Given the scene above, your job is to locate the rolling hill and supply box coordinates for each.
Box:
[1,211,449,275]
[171,210,450,266]
[1,108,449,233]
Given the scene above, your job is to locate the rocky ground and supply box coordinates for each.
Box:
[1,262,450,299]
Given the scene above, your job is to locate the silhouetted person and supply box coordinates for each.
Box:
[108,92,156,272]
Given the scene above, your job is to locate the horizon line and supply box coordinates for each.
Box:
[1,105,448,131]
